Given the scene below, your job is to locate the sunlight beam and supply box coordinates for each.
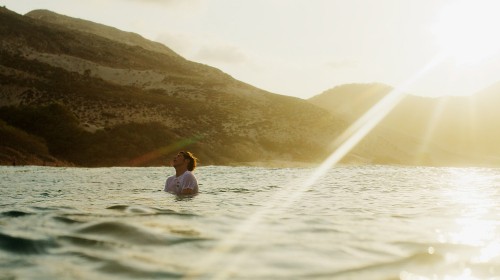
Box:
[297,54,446,194]
[185,55,446,280]
[414,97,447,165]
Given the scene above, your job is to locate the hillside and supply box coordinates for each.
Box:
[0,7,345,167]
[26,9,180,58]
[309,83,500,166]
[5,7,499,167]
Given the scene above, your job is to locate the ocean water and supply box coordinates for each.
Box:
[1,165,500,280]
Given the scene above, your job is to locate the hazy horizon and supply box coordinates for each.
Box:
[1,0,500,99]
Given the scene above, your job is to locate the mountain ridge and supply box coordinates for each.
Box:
[25,9,180,58]
[2,6,500,167]
[309,82,500,166]
[0,7,345,167]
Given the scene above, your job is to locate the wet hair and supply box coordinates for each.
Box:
[180,151,197,171]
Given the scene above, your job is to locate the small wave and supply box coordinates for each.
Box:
[106,205,130,211]
[50,243,185,279]
[52,215,85,224]
[218,187,253,193]
[106,205,198,217]
[58,235,117,249]
[150,207,198,217]
[0,210,32,217]
[107,205,157,214]
[31,206,73,211]
[303,251,444,279]
[0,232,58,254]
[97,258,184,279]
[74,221,209,246]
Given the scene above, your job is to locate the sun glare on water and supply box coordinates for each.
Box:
[431,0,500,65]
[445,171,495,243]
[441,169,500,262]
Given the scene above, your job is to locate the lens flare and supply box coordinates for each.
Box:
[185,56,445,280]
[125,135,203,166]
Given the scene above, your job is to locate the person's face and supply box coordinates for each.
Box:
[171,153,187,167]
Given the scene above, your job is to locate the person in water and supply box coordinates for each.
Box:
[164,151,199,195]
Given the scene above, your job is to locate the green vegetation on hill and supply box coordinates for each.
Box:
[0,6,345,167]
[3,7,500,167]
[0,104,182,166]
[0,119,47,155]
[26,9,180,58]
[0,119,54,165]
[0,104,80,157]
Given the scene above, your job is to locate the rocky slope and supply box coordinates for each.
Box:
[3,7,498,167]
[309,83,500,166]
[0,7,345,166]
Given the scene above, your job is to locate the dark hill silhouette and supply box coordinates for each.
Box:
[0,7,344,166]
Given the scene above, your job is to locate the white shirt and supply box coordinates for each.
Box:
[164,171,198,195]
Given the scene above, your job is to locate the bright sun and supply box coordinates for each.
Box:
[431,0,500,65]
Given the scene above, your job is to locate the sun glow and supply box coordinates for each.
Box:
[431,0,500,65]
[441,169,499,256]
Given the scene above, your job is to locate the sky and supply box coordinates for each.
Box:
[2,0,500,99]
